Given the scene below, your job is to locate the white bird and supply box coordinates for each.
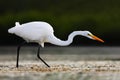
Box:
[8,21,104,67]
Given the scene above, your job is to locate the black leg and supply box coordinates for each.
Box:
[16,41,26,68]
[37,46,50,67]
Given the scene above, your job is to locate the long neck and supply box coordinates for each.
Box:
[47,31,84,46]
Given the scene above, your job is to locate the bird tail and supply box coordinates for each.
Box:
[8,27,15,34]
[8,22,20,34]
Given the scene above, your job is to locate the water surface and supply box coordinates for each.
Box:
[0,46,120,80]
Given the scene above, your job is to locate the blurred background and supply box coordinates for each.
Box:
[0,0,120,46]
[1,1,120,79]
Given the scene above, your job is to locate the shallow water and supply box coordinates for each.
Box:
[0,46,120,80]
[0,46,120,61]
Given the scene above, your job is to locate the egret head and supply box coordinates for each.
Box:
[82,31,104,43]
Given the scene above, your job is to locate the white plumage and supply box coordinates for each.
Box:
[8,21,104,47]
[8,21,104,68]
[8,22,54,47]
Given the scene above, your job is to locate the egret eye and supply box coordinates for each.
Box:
[87,33,91,36]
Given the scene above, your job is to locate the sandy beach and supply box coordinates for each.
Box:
[0,46,120,80]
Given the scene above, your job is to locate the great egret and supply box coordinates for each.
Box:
[8,21,104,68]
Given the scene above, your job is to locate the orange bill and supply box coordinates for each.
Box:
[90,35,104,43]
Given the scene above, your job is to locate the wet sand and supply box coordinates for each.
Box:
[0,46,120,80]
[0,61,120,80]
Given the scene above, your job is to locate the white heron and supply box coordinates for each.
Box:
[8,21,104,68]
